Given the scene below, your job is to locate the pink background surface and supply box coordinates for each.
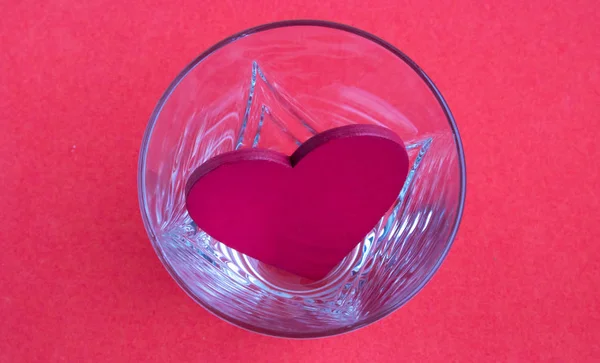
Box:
[1,1,599,361]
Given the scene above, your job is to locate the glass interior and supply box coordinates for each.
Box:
[138,21,465,338]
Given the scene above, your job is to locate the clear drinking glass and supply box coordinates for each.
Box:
[138,20,466,338]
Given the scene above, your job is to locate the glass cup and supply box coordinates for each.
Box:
[138,20,466,338]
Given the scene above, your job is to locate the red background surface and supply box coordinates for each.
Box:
[1,1,599,361]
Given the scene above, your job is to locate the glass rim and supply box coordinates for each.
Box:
[137,19,467,339]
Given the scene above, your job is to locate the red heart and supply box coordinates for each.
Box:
[185,125,409,280]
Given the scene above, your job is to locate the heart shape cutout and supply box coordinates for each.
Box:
[185,125,409,280]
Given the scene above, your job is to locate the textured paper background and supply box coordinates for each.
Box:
[1,0,599,361]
